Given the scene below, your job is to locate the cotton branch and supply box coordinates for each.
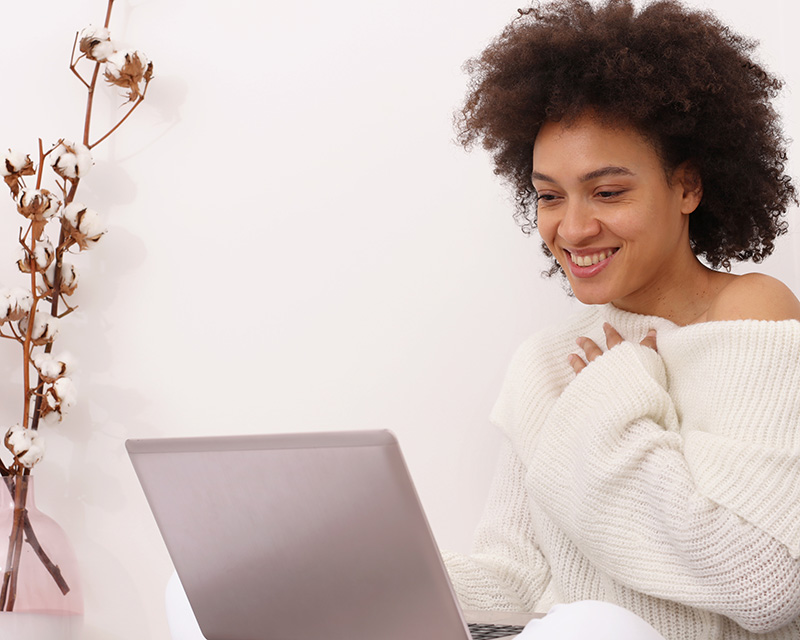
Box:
[1,0,152,610]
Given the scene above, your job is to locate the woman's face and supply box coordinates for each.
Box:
[532,114,702,312]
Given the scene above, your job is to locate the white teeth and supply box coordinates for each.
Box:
[570,250,615,267]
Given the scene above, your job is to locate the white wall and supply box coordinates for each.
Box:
[0,1,796,638]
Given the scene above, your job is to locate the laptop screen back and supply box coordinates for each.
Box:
[126,430,471,640]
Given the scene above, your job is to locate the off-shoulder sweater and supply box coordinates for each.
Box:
[443,304,800,640]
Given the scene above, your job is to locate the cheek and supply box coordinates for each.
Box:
[613,206,680,245]
[602,207,653,240]
[536,214,559,250]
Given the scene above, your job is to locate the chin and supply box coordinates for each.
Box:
[567,283,615,306]
[574,295,613,306]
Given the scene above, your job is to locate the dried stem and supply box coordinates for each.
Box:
[5,475,29,610]
[104,0,115,29]
[0,152,45,607]
[8,323,22,341]
[77,0,116,149]
[21,240,38,431]
[82,64,102,148]
[29,180,78,435]
[89,86,149,149]
[0,475,29,610]
[34,139,61,191]
[2,0,145,610]
[55,300,78,319]
[3,0,103,608]
[23,511,69,595]
[69,35,91,90]
[0,476,68,609]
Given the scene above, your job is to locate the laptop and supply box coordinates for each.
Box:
[126,429,534,640]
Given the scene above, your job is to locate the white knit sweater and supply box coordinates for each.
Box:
[443,304,800,640]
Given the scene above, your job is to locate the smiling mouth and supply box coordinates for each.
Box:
[566,248,619,267]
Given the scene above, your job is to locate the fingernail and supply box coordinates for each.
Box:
[646,329,657,337]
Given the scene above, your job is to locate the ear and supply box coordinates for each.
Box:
[673,160,703,215]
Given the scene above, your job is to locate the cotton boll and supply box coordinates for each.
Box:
[79,25,114,62]
[20,240,55,272]
[3,425,44,468]
[103,50,126,79]
[0,288,26,321]
[41,408,63,425]
[52,377,77,409]
[77,208,104,237]
[32,351,68,381]
[51,141,93,180]
[71,144,92,176]
[7,288,32,322]
[0,149,34,177]
[60,261,79,295]
[37,241,54,266]
[1,149,35,197]
[18,440,45,468]
[48,351,76,379]
[62,202,106,249]
[0,289,11,323]
[53,152,79,178]
[18,310,60,345]
[16,252,32,274]
[39,260,79,296]
[104,49,153,102]
[16,189,60,222]
[5,424,31,455]
[49,261,79,296]
[62,201,83,227]
[11,288,32,307]
[79,25,110,41]
[35,272,51,296]
[58,351,76,373]
[48,261,79,295]
[33,354,62,380]
[91,40,115,62]
[40,375,77,423]
[44,390,58,411]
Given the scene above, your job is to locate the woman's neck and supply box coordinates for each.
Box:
[611,259,736,326]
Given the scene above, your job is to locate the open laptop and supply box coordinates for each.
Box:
[126,429,535,640]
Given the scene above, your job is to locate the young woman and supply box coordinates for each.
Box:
[442,1,800,639]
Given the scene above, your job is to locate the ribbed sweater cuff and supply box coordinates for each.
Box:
[552,341,676,433]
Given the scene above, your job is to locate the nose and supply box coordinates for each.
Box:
[556,198,602,245]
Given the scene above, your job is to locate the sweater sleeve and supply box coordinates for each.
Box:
[527,340,800,634]
[443,439,552,612]
[442,310,600,612]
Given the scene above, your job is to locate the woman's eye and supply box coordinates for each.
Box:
[536,193,559,203]
[597,190,623,199]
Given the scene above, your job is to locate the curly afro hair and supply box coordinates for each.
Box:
[457,0,796,272]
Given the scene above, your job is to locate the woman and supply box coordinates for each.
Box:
[442,1,800,639]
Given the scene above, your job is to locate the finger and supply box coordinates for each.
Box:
[576,336,604,362]
[640,329,658,352]
[568,353,587,374]
[602,322,624,350]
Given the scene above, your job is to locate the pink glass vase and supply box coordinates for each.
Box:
[0,475,83,639]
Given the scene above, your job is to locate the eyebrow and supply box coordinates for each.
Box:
[531,166,636,184]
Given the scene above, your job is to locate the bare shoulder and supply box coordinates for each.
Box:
[707,273,800,321]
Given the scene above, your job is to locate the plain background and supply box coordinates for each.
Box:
[0,0,797,638]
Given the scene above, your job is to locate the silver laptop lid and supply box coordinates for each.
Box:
[126,430,472,640]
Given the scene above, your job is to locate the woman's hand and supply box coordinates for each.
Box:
[568,322,658,374]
